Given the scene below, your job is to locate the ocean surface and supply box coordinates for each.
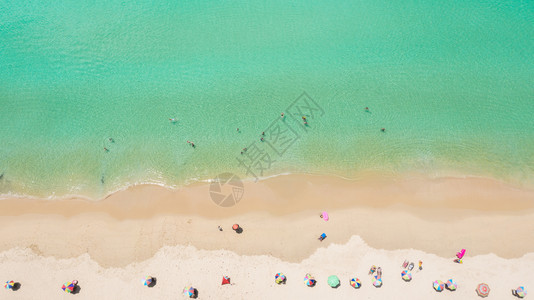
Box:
[1,0,533,199]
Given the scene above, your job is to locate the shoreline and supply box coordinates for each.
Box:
[1,173,534,269]
[2,169,534,203]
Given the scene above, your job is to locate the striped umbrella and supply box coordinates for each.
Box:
[304,274,316,287]
[275,273,286,284]
[4,281,15,290]
[476,283,490,297]
[446,279,458,291]
[183,286,195,298]
[142,276,153,286]
[433,280,445,292]
[373,276,382,287]
[350,278,361,288]
[62,282,75,293]
[401,270,412,281]
[515,286,527,298]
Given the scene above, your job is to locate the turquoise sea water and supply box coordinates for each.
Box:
[1,0,533,198]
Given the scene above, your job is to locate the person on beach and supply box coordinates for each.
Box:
[377,267,382,276]
[369,265,376,275]
[419,261,423,270]
[218,226,223,231]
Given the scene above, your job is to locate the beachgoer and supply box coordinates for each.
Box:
[104,147,108,152]
[419,260,423,270]
[218,226,223,231]
[381,128,385,132]
[369,265,376,275]
[237,128,239,132]
[281,112,284,118]
[169,118,177,123]
[260,137,264,142]
[365,107,369,111]
[377,267,382,276]
[408,263,414,271]
[261,132,265,136]
[243,148,247,152]
[402,260,409,268]
[319,213,323,218]
[109,137,114,142]
[302,116,306,121]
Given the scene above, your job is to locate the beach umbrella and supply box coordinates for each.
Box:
[401,270,412,281]
[183,286,195,298]
[142,276,153,286]
[446,279,458,291]
[275,273,286,284]
[222,276,231,285]
[327,275,340,288]
[515,286,527,298]
[373,276,382,287]
[350,278,361,288]
[476,283,490,297]
[433,280,445,292]
[4,281,15,290]
[62,282,75,293]
[304,274,316,287]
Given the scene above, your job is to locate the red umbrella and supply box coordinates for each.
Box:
[232,224,239,230]
[222,276,230,285]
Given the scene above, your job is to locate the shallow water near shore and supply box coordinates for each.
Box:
[1,0,533,199]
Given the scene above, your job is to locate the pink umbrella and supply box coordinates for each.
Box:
[456,249,466,259]
[321,212,329,221]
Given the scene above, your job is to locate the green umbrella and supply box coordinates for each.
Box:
[327,275,340,288]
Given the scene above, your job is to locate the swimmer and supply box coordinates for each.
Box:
[302,116,307,120]
[260,137,264,142]
[109,137,114,142]
[169,118,177,123]
[261,132,265,136]
[381,128,385,132]
[281,112,285,118]
[104,147,108,152]
[237,128,239,132]
[365,107,369,111]
[243,147,247,152]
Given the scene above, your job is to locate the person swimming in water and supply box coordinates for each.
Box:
[104,147,108,152]
[169,118,177,123]
[381,128,385,132]
[281,112,285,118]
[260,137,264,142]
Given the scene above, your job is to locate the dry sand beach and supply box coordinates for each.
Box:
[1,174,534,299]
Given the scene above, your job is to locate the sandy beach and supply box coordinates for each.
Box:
[1,174,533,299]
